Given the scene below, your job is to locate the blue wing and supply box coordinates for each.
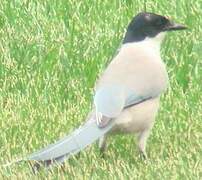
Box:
[94,84,157,127]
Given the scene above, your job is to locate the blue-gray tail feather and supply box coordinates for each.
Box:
[27,118,114,169]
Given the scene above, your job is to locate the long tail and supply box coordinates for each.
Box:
[28,118,114,161]
[28,117,114,171]
[4,116,114,172]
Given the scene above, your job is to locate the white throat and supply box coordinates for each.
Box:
[144,32,166,51]
[122,32,166,54]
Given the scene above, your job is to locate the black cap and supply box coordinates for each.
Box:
[123,12,187,44]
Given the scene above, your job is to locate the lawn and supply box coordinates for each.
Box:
[0,0,201,179]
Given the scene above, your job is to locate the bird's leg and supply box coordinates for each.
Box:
[98,135,108,158]
[137,129,151,159]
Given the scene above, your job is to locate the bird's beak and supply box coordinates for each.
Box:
[164,21,187,31]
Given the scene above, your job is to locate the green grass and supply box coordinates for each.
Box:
[0,0,201,179]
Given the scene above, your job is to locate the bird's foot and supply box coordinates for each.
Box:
[139,150,148,160]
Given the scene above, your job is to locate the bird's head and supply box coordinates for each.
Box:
[123,12,187,44]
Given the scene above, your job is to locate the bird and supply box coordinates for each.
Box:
[5,12,187,172]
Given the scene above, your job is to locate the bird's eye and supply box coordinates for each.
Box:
[155,19,165,26]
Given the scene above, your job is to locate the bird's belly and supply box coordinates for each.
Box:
[110,97,160,134]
